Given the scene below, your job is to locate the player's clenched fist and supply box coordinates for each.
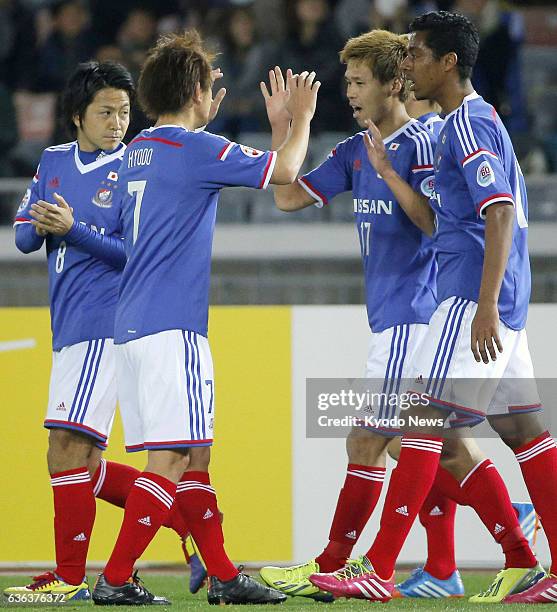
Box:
[285,68,320,120]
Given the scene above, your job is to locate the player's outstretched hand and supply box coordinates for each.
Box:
[260,66,291,128]
[285,69,320,121]
[29,192,74,236]
[470,302,503,363]
[363,119,392,176]
[208,67,226,123]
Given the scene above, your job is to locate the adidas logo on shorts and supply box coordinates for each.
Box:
[494,523,505,535]
[429,506,444,516]
[56,402,66,411]
[203,509,214,520]
[138,516,152,526]
[396,505,409,516]
[73,532,87,541]
[345,530,357,540]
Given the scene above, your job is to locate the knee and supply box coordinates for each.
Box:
[440,437,485,480]
[47,429,93,474]
[188,446,211,472]
[346,428,388,466]
[488,414,544,450]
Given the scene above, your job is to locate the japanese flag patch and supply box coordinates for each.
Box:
[240,145,264,158]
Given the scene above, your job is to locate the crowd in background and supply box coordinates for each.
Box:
[0,0,555,181]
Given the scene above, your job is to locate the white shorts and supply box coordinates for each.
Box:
[361,323,429,436]
[116,329,215,452]
[44,339,117,449]
[410,297,542,424]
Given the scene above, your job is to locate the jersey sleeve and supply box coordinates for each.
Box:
[452,115,514,219]
[298,138,353,208]
[407,126,436,200]
[13,158,44,227]
[197,132,277,190]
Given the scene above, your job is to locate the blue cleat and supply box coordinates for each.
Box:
[394,567,464,598]
[182,534,208,594]
[513,502,539,549]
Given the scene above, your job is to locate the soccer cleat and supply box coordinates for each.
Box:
[513,501,540,549]
[504,573,557,603]
[309,556,394,601]
[469,563,545,603]
[394,567,464,598]
[182,535,208,594]
[3,572,91,601]
[260,559,334,602]
[207,572,287,605]
[92,572,171,605]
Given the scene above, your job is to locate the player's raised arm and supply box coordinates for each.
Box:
[364,119,435,236]
[260,66,318,211]
[268,69,320,186]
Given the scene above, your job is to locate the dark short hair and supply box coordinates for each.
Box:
[409,11,480,81]
[61,61,135,137]
[138,30,215,120]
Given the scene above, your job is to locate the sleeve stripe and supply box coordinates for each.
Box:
[462,148,499,167]
[298,177,327,207]
[259,151,277,189]
[13,217,31,227]
[454,103,479,157]
[476,193,515,216]
[218,142,235,161]
[406,123,434,167]
[464,101,479,150]
[412,164,434,173]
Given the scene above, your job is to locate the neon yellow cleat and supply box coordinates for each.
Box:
[469,563,545,603]
[3,571,91,601]
[260,559,334,602]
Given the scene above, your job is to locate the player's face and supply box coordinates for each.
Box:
[345,61,392,128]
[75,87,130,152]
[402,32,444,101]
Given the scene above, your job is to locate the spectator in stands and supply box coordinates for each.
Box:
[209,5,277,136]
[281,0,351,132]
[36,0,97,93]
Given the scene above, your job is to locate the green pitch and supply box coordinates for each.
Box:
[0,572,554,610]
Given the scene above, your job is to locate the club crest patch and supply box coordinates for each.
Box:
[17,189,31,213]
[420,175,435,197]
[92,187,113,208]
[477,160,495,187]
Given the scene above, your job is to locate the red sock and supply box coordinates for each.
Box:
[51,467,96,585]
[175,471,237,582]
[92,459,188,538]
[431,465,466,505]
[315,464,386,572]
[366,436,443,579]
[420,483,457,580]
[104,472,176,585]
[460,459,536,569]
[515,432,557,574]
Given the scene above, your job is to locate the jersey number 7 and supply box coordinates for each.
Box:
[128,180,147,244]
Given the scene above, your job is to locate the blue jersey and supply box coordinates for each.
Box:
[418,112,444,138]
[114,125,277,343]
[14,142,125,350]
[300,119,437,332]
[432,92,530,330]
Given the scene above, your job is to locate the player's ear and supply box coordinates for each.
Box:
[192,81,203,105]
[442,51,458,73]
[72,114,81,130]
[391,77,403,97]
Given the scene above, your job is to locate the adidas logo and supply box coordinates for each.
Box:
[345,530,357,540]
[494,523,505,535]
[138,516,152,526]
[396,505,409,516]
[203,509,214,520]
[73,532,87,541]
[414,375,424,384]
[429,506,444,516]
[56,401,66,411]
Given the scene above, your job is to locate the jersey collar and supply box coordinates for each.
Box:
[73,141,126,174]
[443,91,481,121]
[147,124,188,131]
[382,119,417,145]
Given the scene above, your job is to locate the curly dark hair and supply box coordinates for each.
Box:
[409,11,480,81]
[62,61,135,137]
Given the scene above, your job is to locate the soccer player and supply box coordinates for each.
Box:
[4,61,209,603]
[309,11,555,603]
[260,29,540,603]
[90,30,320,606]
